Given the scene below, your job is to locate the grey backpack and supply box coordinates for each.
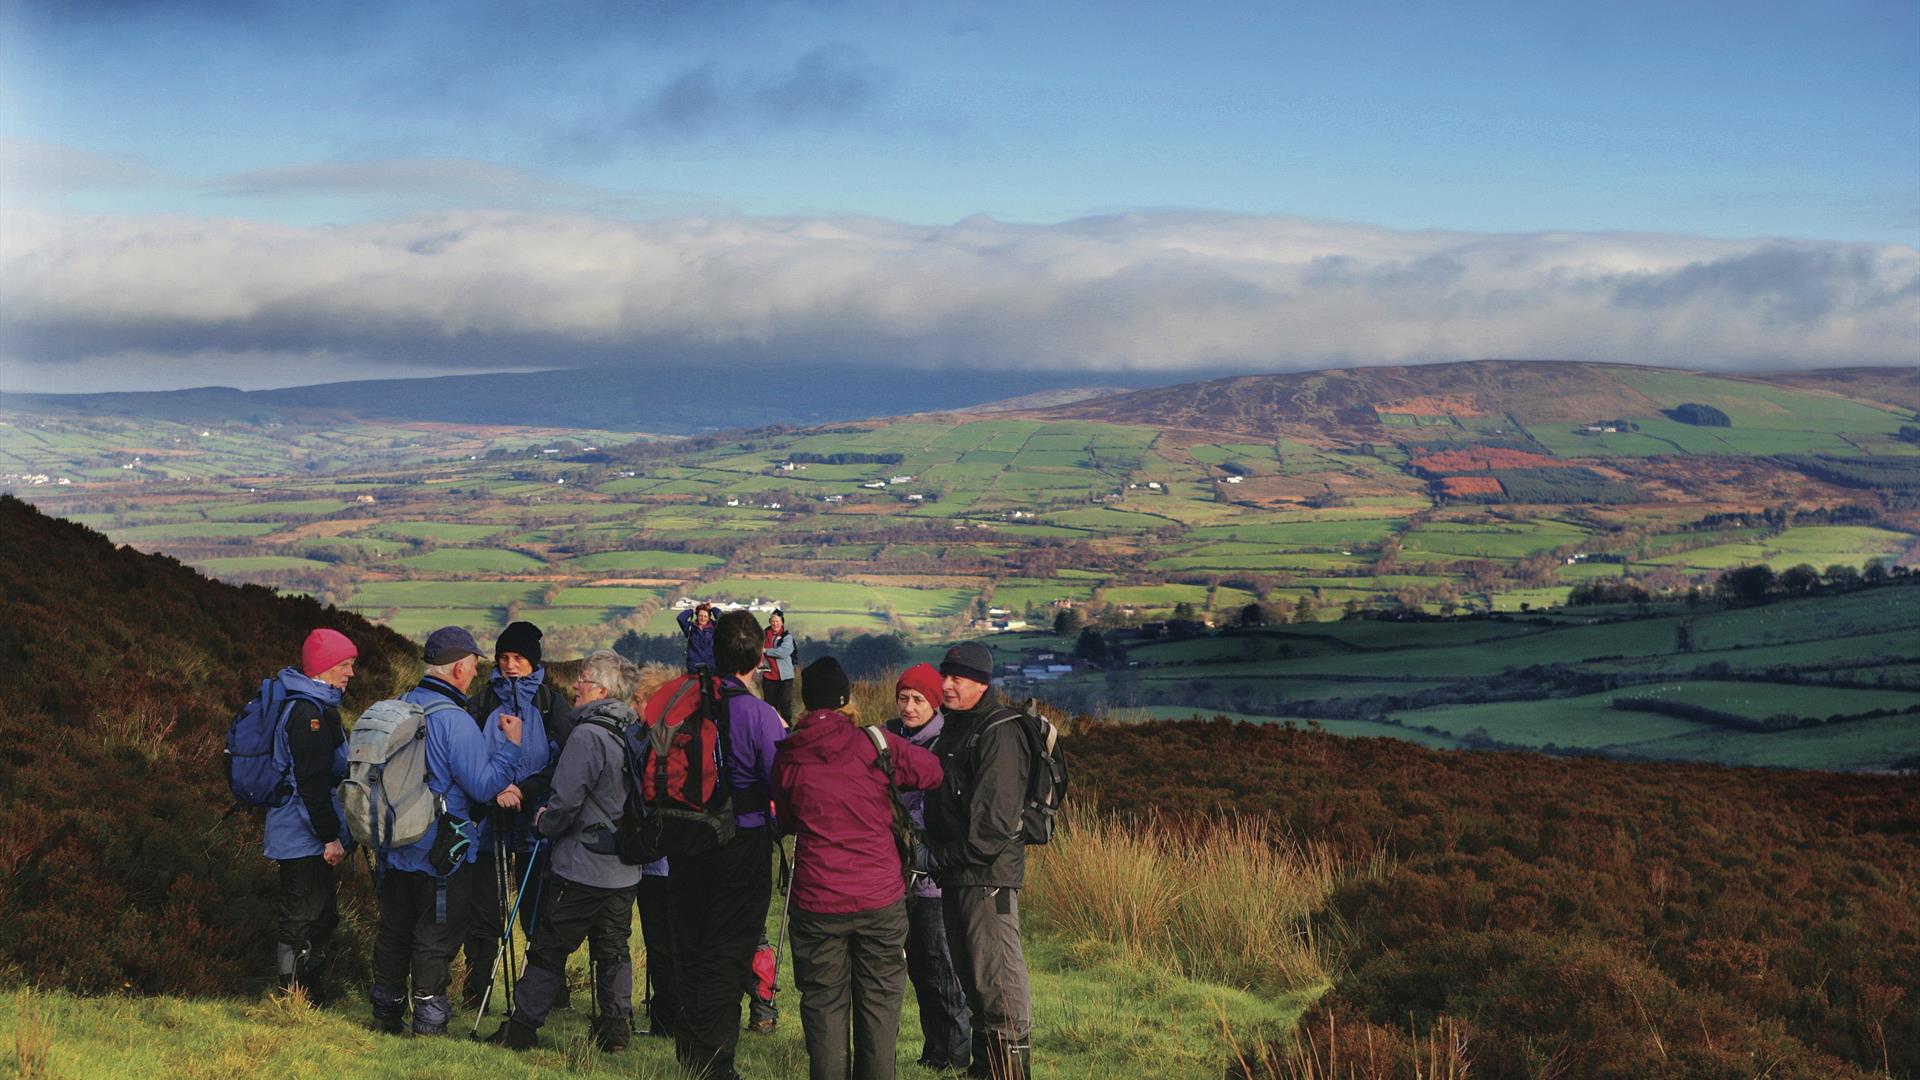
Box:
[341,698,451,860]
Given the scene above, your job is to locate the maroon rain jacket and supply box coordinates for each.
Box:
[772,708,945,914]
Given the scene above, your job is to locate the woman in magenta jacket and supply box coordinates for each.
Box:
[772,657,944,1080]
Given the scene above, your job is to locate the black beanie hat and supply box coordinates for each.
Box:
[800,656,851,711]
[939,641,994,686]
[495,621,543,667]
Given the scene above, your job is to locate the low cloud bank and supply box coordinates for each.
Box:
[4,209,1915,385]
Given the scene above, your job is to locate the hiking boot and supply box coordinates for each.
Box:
[745,1016,777,1035]
[369,985,407,1035]
[487,1017,541,1051]
[591,1014,630,1052]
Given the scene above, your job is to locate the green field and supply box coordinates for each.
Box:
[396,548,549,574]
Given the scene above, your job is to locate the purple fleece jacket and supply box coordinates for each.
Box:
[722,676,786,829]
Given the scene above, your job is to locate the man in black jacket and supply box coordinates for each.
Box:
[924,641,1032,1080]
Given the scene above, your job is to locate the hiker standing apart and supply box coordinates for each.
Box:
[678,601,716,673]
[671,610,786,1080]
[460,621,563,1011]
[492,650,643,1053]
[758,609,796,723]
[885,663,972,1070]
[264,628,357,998]
[774,658,944,1080]
[925,642,1033,1079]
[369,627,523,1037]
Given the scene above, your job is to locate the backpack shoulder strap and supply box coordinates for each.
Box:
[862,724,893,778]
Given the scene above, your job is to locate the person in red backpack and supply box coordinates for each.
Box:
[774,657,944,1080]
[670,609,786,1080]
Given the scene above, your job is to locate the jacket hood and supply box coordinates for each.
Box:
[275,666,343,708]
[573,697,637,728]
[886,711,945,747]
[778,708,860,764]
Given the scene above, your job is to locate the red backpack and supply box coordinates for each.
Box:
[624,672,756,859]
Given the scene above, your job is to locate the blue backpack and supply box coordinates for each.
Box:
[224,677,301,808]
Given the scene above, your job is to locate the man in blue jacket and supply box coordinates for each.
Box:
[368,627,524,1036]
[263,627,358,1001]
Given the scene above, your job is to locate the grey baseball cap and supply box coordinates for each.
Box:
[423,625,482,665]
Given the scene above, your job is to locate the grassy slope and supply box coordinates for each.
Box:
[3,931,1310,1080]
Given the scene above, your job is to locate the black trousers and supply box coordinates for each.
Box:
[790,900,910,1080]
[461,844,551,1000]
[512,875,636,1028]
[762,678,793,723]
[669,825,773,1078]
[371,865,474,998]
[637,874,679,1034]
[275,855,340,951]
[905,894,971,1067]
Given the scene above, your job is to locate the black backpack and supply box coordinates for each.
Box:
[861,725,918,883]
[964,706,1069,845]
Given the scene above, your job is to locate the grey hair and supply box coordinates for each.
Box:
[424,658,469,681]
[580,649,636,703]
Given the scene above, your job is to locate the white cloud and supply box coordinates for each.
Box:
[2,208,1915,382]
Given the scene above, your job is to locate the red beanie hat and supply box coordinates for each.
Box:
[302,628,358,677]
[895,662,943,708]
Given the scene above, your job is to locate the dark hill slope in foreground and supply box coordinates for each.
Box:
[1075,720,1920,1078]
[0,495,418,994]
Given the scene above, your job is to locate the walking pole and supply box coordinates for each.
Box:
[468,836,548,1037]
[772,840,793,993]
[498,827,519,1017]
[469,826,511,1036]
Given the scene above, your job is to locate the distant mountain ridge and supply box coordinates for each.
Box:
[1032,359,1918,436]
[0,364,1189,434]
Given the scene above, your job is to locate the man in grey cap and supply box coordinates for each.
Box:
[368,626,525,1036]
[923,641,1034,1079]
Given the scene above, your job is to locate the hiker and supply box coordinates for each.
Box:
[369,627,524,1037]
[630,662,680,1039]
[262,627,358,999]
[924,642,1033,1079]
[491,650,642,1052]
[669,609,786,1080]
[677,601,716,673]
[884,662,972,1070]
[773,657,944,1080]
[758,609,796,723]
[460,621,566,1012]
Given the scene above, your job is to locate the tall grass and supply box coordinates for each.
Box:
[12,987,52,1079]
[1232,1010,1473,1080]
[1025,802,1380,995]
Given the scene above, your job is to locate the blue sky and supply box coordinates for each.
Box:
[1,1,1916,390]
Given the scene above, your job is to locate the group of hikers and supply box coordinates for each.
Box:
[245,602,1042,1080]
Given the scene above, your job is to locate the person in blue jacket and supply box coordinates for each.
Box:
[458,620,562,1011]
[677,601,716,673]
[368,626,524,1037]
[263,627,358,1000]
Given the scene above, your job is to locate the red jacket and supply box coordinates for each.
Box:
[772,708,944,914]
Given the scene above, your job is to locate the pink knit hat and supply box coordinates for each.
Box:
[894,662,943,707]
[301,628,358,677]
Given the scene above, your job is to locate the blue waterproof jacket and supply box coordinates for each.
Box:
[263,667,348,860]
[677,608,715,673]
[384,677,521,876]
[469,666,553,851]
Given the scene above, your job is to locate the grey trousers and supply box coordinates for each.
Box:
[942,886,1032,1042]
[790,900,911,1080]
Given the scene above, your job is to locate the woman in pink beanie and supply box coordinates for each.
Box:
[301,628,358,679]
